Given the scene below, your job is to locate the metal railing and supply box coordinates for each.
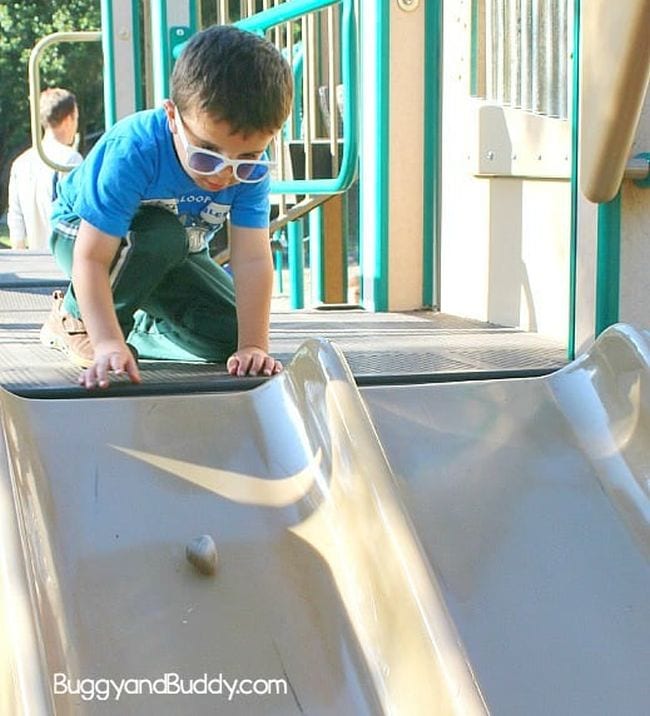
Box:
[199,0,359,308]
[193,0,358,197]
[31,2,359,308]
[28,31,102,173]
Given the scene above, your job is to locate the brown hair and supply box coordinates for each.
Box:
[40,88,77,129]
[171,25,293,135]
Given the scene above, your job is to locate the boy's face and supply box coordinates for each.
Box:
[164,101,276,192]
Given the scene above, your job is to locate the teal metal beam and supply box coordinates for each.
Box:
[309,207,325,302]
[359,0,390,311]
[100,0,117,127]
[288,221,305,309]
[595,192,621,335]
[188,0,198,31]
[237,0,358,196]
[151,0,171,104]
[568,0,580,359]
[273,233,284,293]
[151,1,197,105]
[131,0,144,111]
[374,1,390,311]
[235,0,341,33]
[101,1,142,123]
[422,0,442,309]
[470,0,479,96]
[593,158,650,338]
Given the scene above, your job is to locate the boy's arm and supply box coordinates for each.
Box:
[73,219,141,388]
[227,224,282,377]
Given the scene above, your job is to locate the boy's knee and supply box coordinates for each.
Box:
[129,206,188,258]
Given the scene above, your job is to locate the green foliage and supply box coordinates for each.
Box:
[0,0,103,213]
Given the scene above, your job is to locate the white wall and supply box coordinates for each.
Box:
[440,0,572,343]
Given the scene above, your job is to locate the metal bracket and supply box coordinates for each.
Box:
[397,0,420,11]
[629,153,650,188]
[170,25,192,63]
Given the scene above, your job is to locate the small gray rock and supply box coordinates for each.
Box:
[186,534,219,576]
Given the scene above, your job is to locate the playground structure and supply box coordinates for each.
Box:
[27,0,650,345]
[1,0,649,713]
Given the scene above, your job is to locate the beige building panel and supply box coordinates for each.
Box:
[620,183,650,331]
[387,0,425,310]
[619,89,650,331]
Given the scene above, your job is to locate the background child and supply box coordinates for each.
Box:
[40,25,293,389]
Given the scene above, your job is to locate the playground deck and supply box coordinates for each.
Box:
[0,250,566,397]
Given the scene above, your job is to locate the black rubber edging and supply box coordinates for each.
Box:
[355,366,561,387]
[6,365,562,399]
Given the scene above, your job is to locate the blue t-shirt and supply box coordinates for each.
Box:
[53,108,270,239]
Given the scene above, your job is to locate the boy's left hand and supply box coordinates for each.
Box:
[227,346,283,377]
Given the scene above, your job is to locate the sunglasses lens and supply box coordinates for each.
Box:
[235,163,269,182]
[189,151,224,174]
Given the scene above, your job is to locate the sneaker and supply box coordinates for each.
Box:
[40,290,94,368]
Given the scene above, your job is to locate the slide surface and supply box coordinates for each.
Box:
[0,340,483,715]
[1,325,649,714]
[363,324,650,715]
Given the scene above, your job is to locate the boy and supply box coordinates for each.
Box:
[8,88,82,250]
[40,25,293,389]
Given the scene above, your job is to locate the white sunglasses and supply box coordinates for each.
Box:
[174,110,274,183]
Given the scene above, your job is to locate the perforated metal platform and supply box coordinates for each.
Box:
[0,251,567,396]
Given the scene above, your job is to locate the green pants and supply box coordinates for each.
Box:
[50,206,237,362]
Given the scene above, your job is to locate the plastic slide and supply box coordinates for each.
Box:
[0,325,648,714]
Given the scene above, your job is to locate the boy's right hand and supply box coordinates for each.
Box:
[78,339,142,390]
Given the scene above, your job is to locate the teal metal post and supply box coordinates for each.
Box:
[151,1,198,105]
[273,232,284,293]
[283,46,303,306]
[100,1,143,124]
[309,207,325,303]
[131,0,144,111]
[375,0,390,311]
[571,0,622,340]
[188,0,198,31]
[359,0,390,311]
[288,221,305,309]
[237,0,359,196]
[422,0,442,308]
[594,193,621,335]
[341,197,349,301]
[568,0,580,358]
[470,0,479,96]
[151,0,171,104]
[100,0,117,127]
